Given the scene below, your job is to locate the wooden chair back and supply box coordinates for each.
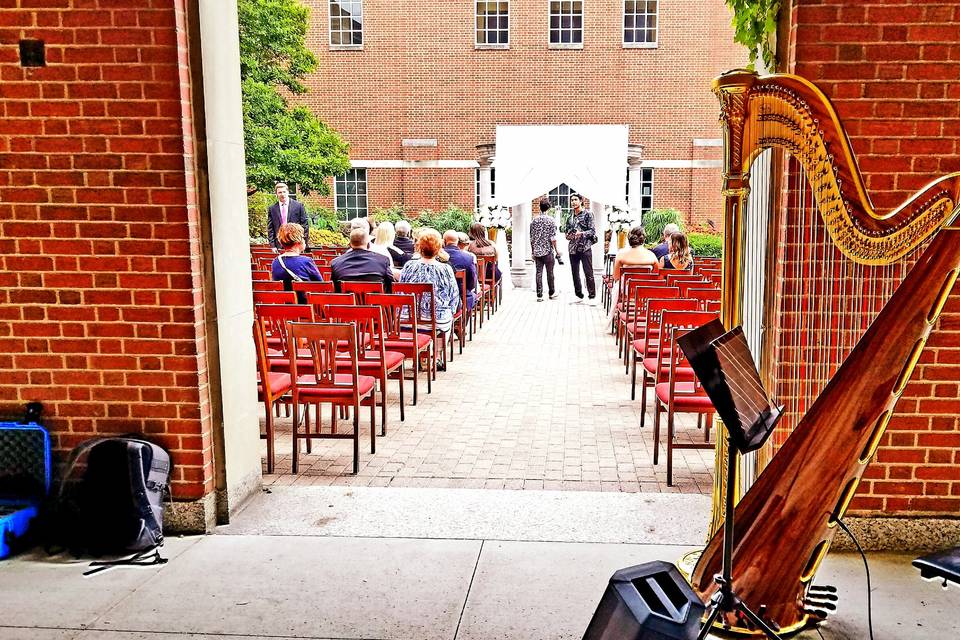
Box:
[255,304,313,358]
[393,282,438,336]
[324,305,386,365]
[288,322,359,389]
[253,280,285,292]
[306,292,356,319]
[367,293,418,339]
[341,280,385,304]
[254,291,297,306]
[293,281,335,294]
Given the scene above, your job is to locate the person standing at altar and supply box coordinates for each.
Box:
[530,198,558,301]
[564,193,597,304]
[267,182,309,250]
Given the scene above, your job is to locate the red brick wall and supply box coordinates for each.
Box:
[0,1,214,501]
[301,0,746,222]
[784,1,960,515]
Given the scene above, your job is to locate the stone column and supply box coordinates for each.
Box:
[476,143,495,209]
[627,143,645,225]
[511,201,532,288]
[591,200,607,273]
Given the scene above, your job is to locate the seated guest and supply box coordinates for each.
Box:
[466,222,502,283]
[348,217,372,249]
[609,226,659,316]
[271,223,324,303]
[442,230,477,311]
[659,231,695,271]
[652,223,680,260]
[330,227,394,292]
[393,220,415,266]
[370,221,405,276]
[457,232,471,252]
[613,227,659,280]
[399,229,461,368]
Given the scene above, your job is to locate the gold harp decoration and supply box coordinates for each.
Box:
[699,69,960,633]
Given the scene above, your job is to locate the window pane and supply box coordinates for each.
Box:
[550,1,561,13]
[550,15,560,28]
[572,15,582,29]
[497,29,508,43]
[624,30,634,43]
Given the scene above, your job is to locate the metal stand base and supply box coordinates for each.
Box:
[697,438,783,640]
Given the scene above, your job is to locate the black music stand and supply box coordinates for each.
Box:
[677,320,784,640]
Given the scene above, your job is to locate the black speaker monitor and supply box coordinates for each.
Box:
[583,561,706,640]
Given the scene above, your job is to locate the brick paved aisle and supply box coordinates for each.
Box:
[263,287,715,494]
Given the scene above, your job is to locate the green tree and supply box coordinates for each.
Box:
[238,0,350,195]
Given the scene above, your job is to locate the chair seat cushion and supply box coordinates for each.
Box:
[295,374,376,398]
[631,338,664,355]
[258,372,292,398]
[338,350,405,372]
[378,333,432,350]
[655,382,714,411]
[642,357,695,380]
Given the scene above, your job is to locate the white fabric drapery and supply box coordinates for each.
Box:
[491,125,629,209]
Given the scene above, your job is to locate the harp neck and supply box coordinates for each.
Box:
[714,69,960,264]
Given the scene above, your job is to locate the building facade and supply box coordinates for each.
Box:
[300,0,747,228]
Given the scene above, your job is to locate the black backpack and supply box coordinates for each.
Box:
[48,437,171,567]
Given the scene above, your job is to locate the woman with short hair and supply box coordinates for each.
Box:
[370,221,404,276]
[399,229,461,369]
[270,223,323,302]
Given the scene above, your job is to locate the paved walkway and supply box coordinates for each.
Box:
[262,283,715,494]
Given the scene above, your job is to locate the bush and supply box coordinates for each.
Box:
[414,204,473,234]
[689,232,723,258]
[310,227,348,247]
[247,191,273,240]
[642,209,685,245]
[370,204,407,226]
[307,204,341,232]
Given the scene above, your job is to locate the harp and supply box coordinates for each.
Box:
[691,69,960,633]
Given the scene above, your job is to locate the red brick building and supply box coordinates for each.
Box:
[778,1,960,523]
[300,0,746,227]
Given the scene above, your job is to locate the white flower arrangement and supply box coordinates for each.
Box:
[474,204,511,229]
[608,206,637,232]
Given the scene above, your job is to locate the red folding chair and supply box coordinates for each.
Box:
[306,292,356,320]
[613,272,668,341]
[287,322,377,474]
[367,293,432,405]
[293,281,335,295]
[394,281,444,375]
[688,287,721,310]
[254,291,297,306]
[253,318,291,474]
[618,284,680,367]
[325,304,406,429]
[630,298,699,400]
[340,280,385,304]
[252,270,272,281]
[253,280,285,292]
[255,304,314,370]
[656,324,719,486]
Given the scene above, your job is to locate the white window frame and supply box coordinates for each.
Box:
[475,1,510,49]
[329,0,363,50]
[639,167,654,212]
[622,0,659,49]
[475,167,496,209]
[334,168,368,219]
[548,0,584,50]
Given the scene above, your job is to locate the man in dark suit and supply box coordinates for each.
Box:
[267,182,309,250]
[331,227,394,292]
[442,230,477,310]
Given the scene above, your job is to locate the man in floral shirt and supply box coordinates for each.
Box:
[530,198,559,301]
[564,193,597,303]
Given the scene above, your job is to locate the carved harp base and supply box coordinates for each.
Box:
[678,549,816,638]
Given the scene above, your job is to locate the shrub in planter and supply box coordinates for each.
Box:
[642,209,685,245]
[370,204,407,226]
[310,227,348,247]
[688,232,723,258]
[415,205,473,234]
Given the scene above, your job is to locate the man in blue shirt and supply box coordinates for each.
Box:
[652,223,680,260]
[331,228,394,292]
[442,230,477,310]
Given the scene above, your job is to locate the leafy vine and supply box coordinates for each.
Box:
[726,0,781,71]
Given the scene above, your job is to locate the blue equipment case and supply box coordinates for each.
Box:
[0,421,51,559]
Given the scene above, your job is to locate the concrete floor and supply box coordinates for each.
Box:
[3,486,956,640]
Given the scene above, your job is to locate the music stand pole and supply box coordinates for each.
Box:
[697,436,783,640]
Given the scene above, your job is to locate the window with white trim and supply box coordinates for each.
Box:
[329,0,363,48]
[475,167,496,210]
[626,168,654,213]
[476,1,510,47]
[623,0,658,47]
[334,168,367,219]
[549,1,583,46]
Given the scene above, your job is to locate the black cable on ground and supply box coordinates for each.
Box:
[836,518,875,640]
